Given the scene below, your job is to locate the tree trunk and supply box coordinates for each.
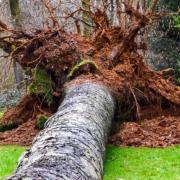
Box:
[8,82,115,180]
[82,0,91,36]
[9,0,23,85]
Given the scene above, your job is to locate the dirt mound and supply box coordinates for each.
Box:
[110,115,180,147]
[0,3,179,109]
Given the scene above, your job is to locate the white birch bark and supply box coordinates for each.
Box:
[7,82,115,180]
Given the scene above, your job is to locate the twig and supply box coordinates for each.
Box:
[151,0,159,12]
[130,87,141,120]
[41,0,61,30]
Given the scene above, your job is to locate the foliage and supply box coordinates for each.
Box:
[148,0,180,83]
[28,68,53,106]
[0,146,26,179]
[173,15,180,29]
[104,145,180,180]
[157,0,180,40]
[159,0,179,11]
[158,15,180,41]
[35,115,48,130]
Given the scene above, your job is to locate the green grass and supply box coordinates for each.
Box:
[0,145,180,179]
[0,146,25,179]
[104,145,180,180]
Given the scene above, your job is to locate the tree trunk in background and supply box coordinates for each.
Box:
[13,61,22,85]
[9,0,21,29]
[8,83,115,180]
[82,0,91,36]
[0,0,14,89]
[9,0,23,85]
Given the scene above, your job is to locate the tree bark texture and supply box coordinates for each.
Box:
[8,82,115,180]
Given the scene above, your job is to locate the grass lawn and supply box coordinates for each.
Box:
[0,146,25,179]
[0,145,180,180]
[104,145,180,180]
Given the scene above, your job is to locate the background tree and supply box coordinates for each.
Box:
[147,0,180,84]
[82,0,91,36]
[9,0,23,85]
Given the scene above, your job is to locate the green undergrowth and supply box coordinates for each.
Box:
[0,145,180,179]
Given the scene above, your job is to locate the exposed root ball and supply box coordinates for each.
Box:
[0,3,179,147]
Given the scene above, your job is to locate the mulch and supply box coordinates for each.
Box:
[0,118,38,146]
[0,108,179,147]
[110,115,180,147]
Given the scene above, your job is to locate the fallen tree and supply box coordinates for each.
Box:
[0,0,180,179]
[8,83,114,179]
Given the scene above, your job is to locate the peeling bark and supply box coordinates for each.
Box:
[8,82,115,180]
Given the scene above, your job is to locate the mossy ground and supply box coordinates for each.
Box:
[0,145,180,179]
